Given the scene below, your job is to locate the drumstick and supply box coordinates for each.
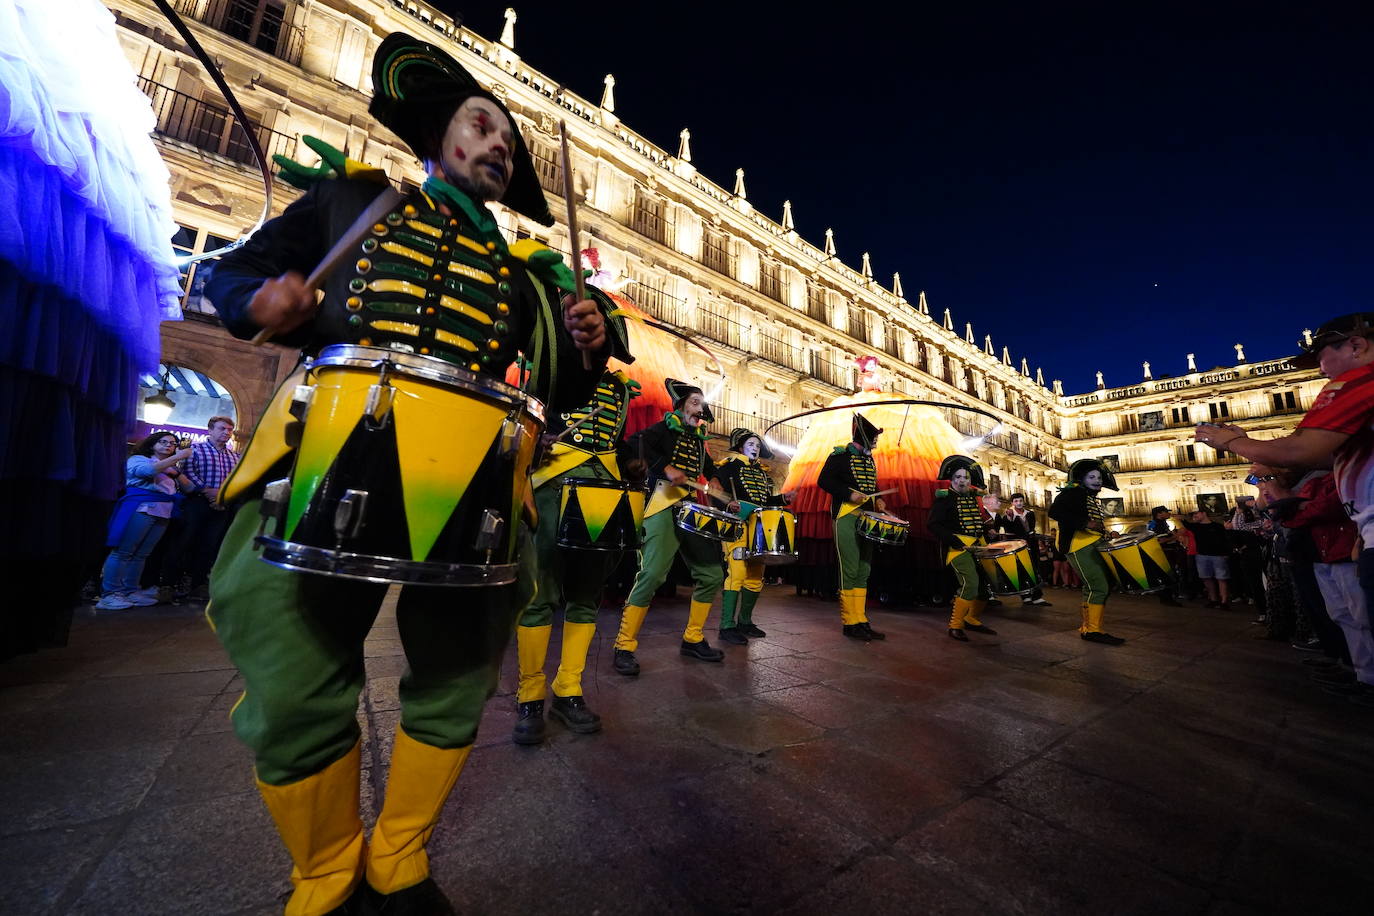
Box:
[558,121,593,371]
[863,488,899,500]
[548,405,607,446]
[251,186,405,346]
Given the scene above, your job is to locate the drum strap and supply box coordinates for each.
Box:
[944,534,984,566]
[522,268,559,398]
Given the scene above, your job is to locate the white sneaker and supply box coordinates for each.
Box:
[126,593,159,607]
[95,594,134,610]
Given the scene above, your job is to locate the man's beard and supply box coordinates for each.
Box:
[442,157,505,202]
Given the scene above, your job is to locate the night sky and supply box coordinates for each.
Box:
[439,3,1373,393]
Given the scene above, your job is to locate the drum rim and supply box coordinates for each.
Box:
[559,476,647,493]
[256,536,519,587]
[676,501,743,522]
[312,344,546,425]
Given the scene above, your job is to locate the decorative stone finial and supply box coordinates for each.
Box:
[1021,357,1030,376]
[1186,352,1197,372]
[984,334,994,356]
[860,252,872,280]
[1036,367,1045,386]
[943,308,953,330]
[893,272,904,298]
[917,289,929,314]
[499,7,517,48]
[734,168,746,199]
[1053,379,1064,396]
[1302,328,1313,347]
[1095,370,1105,389]
[781,199,794,231]
[1234,342,1246,362]
[965,322,975,344]
[1001,345,1012,365]
[824,228,835,257]
[600,74,616,112]
[678,128,692,162]
[1143,361,1152,380]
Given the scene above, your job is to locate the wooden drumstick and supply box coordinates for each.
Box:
[548,405,607,446]
[251,186,404,346]
[558,121,594,371]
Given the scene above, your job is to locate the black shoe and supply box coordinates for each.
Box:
[718,627,749,645]
[844,623,872,641]
[613,649,640,677]
[859,622,886,640]
[947,627,968,642]
[965,623,997,635]
[364,877,456,915]
[323,882,371,915]
[739,623,767,638]
[512,700,545,746]
[680,638,724,662]
[1082,631,1125,646]
[549,694,602,734]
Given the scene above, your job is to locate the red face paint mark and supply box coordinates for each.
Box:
[451,145,467,161]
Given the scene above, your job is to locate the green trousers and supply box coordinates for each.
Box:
[949,549,991,601]
[625,508,726,607]
[519,466,619,628]
[1068,543,1112,605]
[834,512,873,590]
[208,499,530,786]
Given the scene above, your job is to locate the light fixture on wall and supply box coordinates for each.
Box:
[143,367,176,425]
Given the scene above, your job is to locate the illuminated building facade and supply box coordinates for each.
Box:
[109,0,1320,525]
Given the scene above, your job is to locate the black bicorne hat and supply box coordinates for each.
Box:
[1068,458,1119,492]
[370,32,554,226]
[665,378,714,423]
[852,413,882,449]
[729,427,773,459]
[937,455,986,489]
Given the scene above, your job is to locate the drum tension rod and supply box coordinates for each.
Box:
[333,489,369,545]
[255,478,293,547]
[498,409,524,458]
[475,510,505,565]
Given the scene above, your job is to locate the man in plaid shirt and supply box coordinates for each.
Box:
[162,415,239,600]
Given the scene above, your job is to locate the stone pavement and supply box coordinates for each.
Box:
[2,586,1372,915]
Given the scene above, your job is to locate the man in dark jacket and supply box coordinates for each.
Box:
[1001,492,1052,608]
[817,414,889,640]
[612,379,726,674]
[202,33,623,915]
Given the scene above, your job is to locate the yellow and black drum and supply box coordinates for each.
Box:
[674,502,745,543]
[744,507,799,565]
[556,477,646,551]
[1097,531,1173,595]
[254,345,542,586]
[971,539,1040,597]
[857,510,910,547]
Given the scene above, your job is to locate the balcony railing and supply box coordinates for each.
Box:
[621,281,689,327]
[698,310,747,350]
[175,0,304,66]
[810,354,852,389]
[708,406,807,450]
[139,78,296,167]
[805,289,828,323]
[757,332,803,372]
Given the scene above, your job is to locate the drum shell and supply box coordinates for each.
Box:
[970,540,1040,597]
[1097,532,1173,595]
[555,477,646,551]
[745,507,799,565]
[856,510,910,546]
[674,502,745,543]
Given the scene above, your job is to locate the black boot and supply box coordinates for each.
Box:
[549,694,602,734]
[680,638,725,661]
[964,623,997,635]
[718,627,748,645]
[613,648,640,676]
[739,623,767,638]
[859,622,886,640]
[843,623,872,641]
[363,877,456,915]
[512,700,545,746]
[948,628,969,642]
[1081,631,1125,646]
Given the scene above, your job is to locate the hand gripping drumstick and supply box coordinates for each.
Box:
[559,121,594,371]
[251,186,405,346]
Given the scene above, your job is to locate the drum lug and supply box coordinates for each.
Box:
[364,384,395,427]
[334,489,369,543]
[498,415,524,458]
[289,385,315,422]
[731,547,746,560]
[256,478,292,544]
[475,509,505,562]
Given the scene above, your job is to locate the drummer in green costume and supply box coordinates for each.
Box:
[202,34,625,915]
[711,427,793,644]
[927,455,997,642]
[513,368,641,745]
[612,379,726,675]
[1048,458,1127,646]
[817,414,889,641]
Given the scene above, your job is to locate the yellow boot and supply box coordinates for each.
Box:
[963,599,996,635]
[550,621,603,733]
[515,624,552,704]
[614,604,649,652]
[256,743,365,916]
[1080,603,1091,634]
[1080,603,1124,645]
[948,597,971,641]
[853,588,884,639]
[838,589,859,625]
[366,727,471,894]
[681,599,725,661]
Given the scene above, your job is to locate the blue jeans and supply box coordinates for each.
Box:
[102,511,169,595]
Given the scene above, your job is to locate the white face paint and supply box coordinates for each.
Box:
[742,436,761,458]
[680,392,706,427]
[1083,469,1103,491]
[951,468,971,493]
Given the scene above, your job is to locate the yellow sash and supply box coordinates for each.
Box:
[944,534,984,566]
[646,479,691,518]
[531,443,619,490]
[1070,529,1103,553]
